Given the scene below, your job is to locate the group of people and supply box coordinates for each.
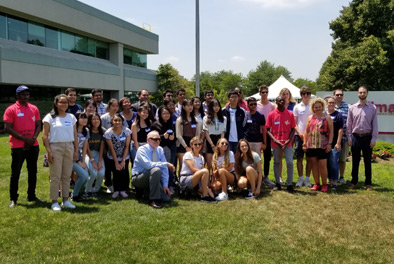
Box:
[4,83,378,210]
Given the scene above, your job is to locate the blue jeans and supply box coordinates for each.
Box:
[72,161,89,196]
[85,150,106,193]
[327,148,341,181]
[229,141,238,155]
[273,146,293,185]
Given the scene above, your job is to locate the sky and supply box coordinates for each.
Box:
[78,0,351,81]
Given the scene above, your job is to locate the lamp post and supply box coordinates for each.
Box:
[195,0,200,97]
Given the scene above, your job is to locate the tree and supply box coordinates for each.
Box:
[293,78,318,95]
[318,0,394,91]
[153,63,193,105]
[244,60,292,96]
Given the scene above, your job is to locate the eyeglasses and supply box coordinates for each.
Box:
[248,103,257,106]
[260,91,268,94]
[301,92,311,96]
[193,143,202,146]
[220,142,228,146]
[327,102,335,105]
[149,138,161,142]
[335,94,343,97]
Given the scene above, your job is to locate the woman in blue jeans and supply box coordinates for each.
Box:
[325,96,344,189]
[71,112,90,202]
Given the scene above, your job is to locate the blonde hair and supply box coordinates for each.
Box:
[310,98,326,113]
[212,138,230,172]
[279,88,296,103]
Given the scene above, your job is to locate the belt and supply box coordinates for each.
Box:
[353,133,372,137]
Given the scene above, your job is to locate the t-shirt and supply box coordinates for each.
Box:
[43,113,77,143]
[228,108,238,142]
[3,101,40,148]
[241,151,261,171]
[103,127,131,161]
[89,131,103,152]
[203,116,227,136]
[77,129,89,151]
[216,151,235,172]
[293,102,311,135]
[180,151,205,176]
[266,109,296,147]
[244,111,265,142]
[67,104,84,117]
[256,101,275,121]
[328,111,344,148]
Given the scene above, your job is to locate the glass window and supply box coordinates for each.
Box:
[28,22,45,46]
[0,12,6,39]
[45,26,59,49]
[74,35,89,56]
[61,31,75,52]
[87,39,96,57]
[124,48,147,68]
[96,40,109,60]
[8,16,28,43]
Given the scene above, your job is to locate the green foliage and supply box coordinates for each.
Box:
[152,63,193,106]
[293,78,318,95]
[374,141,394,156]
[244,60,292,96]
[318,0,394,91]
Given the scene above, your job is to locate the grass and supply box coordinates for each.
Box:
[1,133,394,264]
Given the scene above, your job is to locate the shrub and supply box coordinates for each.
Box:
[373,141,394,156]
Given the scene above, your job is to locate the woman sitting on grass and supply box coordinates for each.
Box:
[210,138,235,201]
[85,112,106,197]
[179,136,216,203]
[235,139,262,200]
[104,114,131,199]
[71,112,90,202]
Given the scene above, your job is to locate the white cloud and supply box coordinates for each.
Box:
[239,0,322,8]
[232,56,246,61]
[165,56,180,63]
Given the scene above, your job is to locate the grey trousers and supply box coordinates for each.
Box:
[272,146,293,186]
[131,167,170,202]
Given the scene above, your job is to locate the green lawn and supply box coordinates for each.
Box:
[1,134,394,264]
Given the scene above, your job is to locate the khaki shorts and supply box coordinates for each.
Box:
[339,141,349,162]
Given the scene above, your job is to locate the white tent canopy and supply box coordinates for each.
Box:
[249,75,303,101]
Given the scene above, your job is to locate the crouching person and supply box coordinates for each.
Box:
[131,131,175,209]
[179,136,217,203]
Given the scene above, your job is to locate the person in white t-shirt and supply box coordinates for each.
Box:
[211,138,235,201]
[42,94,79,211]
[179,137,216,203]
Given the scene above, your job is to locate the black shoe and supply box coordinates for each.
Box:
[71,194,81,203]
[201,195,217,204]
[287,185,295,193]
[149,200,163,209]
[9,200,17,208]
[273,183,282,191]
[135,188,144,199]
[27,196,44,202]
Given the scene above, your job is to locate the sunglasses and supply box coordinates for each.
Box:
[248,103,257,106]
[193,143,202,146]
[220,142,228,146]
[301,92,311,96]
[260,91,268,94]
[149,138,161,142]
[335,94,344,97]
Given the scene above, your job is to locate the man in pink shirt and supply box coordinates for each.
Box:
[3,85,42,208]
[347,86,378,190]
[266,96,296,193]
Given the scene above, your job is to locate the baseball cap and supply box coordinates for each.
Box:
[16,85,31,94]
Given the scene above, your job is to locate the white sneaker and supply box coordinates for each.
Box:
[112,191,119,198]
[279,177,284,185]
[263,177,276,186]
[295,177,304,187]
[339,178,346,185]
[61,200,76,209]
[304,177,312,187]
[215,192,228,201]
[120,191,128,198]
[106,186,113,194]
[51,202,61,211]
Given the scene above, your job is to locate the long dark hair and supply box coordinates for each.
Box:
[180,99,197,125]
[191,96,205,119]
[75,112,88,137]
[106,98,119,113]
[140,101,156,123]
[235,139,254,176]
[206,99,224,125]
[158,106,172,125]
[85,99,97,111]
[88,112,104,136]
[50,94,68,118]
[133,106,151,128]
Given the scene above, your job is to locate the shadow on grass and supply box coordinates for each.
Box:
[18,201,100,213]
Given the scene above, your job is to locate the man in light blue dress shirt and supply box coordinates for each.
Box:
[131,131,175,209]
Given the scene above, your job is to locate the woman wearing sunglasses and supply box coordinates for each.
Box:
[211,138,235,201]
[179,137,216,203]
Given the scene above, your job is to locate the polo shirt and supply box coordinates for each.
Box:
[3,101,40,148]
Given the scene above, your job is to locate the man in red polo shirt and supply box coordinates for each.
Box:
[3,85,42,208]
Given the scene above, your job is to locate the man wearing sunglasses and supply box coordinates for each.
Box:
[244,97,266,158]
[293,86,313,187]
[131,131,175,209]
[333,89,349,185]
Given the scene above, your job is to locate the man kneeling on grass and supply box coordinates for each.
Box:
[131,131,175,209]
